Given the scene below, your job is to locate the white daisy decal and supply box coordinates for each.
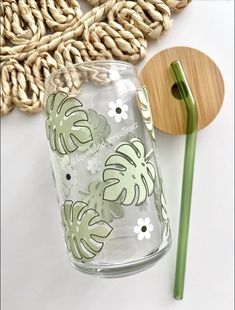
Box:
[63,166,77,185]
[134,217,154,240]
[56,156,78,198]
[87,158,102,174]
[61,166,77,196]
[108,99,128,123]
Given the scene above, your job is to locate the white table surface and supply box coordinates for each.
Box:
[1,1,234,309]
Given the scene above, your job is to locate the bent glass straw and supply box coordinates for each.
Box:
[170,61,198,300]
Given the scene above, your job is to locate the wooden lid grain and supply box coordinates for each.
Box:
[140,46,225,135]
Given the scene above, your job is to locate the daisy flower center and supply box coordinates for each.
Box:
[141,225,147,232]
[115,107,122,114]
[66,173,71,180]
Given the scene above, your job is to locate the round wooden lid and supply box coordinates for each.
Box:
[140,47,225,135]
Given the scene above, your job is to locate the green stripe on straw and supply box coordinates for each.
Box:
[170,60,198,300]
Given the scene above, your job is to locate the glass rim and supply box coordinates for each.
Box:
[46,60,137,85]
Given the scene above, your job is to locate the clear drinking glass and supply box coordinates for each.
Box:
[43,60,171,277]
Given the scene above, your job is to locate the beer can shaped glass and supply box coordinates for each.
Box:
[43,61,171,277]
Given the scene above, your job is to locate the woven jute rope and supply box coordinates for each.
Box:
[0,0,191,116]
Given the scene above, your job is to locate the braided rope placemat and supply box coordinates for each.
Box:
[0,0,191,116]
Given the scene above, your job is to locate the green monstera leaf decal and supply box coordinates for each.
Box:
[45,92,93,156]
[44,92,110,156]
[103,137,156,206]
[137,86,155,140]
[82,180,124,223]
[154,185,170,237]
[79,109,111,152]
[61,200,112,262]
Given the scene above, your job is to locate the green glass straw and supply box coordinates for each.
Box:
[170,61,198,300]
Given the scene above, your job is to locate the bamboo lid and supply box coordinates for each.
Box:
[140,47,225,135]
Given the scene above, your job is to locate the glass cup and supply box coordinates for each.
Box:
[43,60,171,277]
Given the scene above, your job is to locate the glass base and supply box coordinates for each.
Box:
[70,237,171,278]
